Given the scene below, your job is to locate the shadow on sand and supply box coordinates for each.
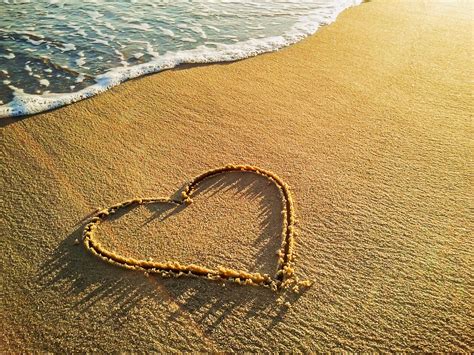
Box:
[37,171,308,331]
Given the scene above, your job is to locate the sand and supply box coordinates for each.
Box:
[1,0,473,352]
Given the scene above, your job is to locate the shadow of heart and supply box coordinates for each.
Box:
[82,165,312,291]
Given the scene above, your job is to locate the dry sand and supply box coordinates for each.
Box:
[1,0,473,352]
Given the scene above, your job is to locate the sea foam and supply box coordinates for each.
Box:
[0,0,362,118]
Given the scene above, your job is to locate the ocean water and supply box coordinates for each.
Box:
[0,0,362,118]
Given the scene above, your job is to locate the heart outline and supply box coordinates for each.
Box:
[82,164,311,291]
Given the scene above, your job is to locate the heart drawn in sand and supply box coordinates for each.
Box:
[82,165,312,291]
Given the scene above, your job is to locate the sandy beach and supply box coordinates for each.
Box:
[1,0,472,352]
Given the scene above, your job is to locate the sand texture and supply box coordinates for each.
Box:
[1,0,473,352]
[82,165,304,290]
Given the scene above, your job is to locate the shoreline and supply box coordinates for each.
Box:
[2,0,472,352]
[0,0,363,119]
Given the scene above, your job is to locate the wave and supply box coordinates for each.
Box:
[0,0,362,118]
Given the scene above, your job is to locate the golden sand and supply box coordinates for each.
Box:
[1,0,472,352]
[82,164,308,290]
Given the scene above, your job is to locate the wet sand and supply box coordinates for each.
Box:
[1,0,472,352]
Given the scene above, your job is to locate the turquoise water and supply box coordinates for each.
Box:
[0,0,362,117]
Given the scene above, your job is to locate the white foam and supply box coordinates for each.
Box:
[146,42,160,58]
[128,23,151,32]
[0,0,363,118]
[206,25,221,33]
[188,25,207,39]
[75,74,85,83]
[76,51,86,67]
[2,52,15,59]
[61,43,76,52]
[26,38,44,46]
[76,57,86,66]
[159,27,175,37]
[104,22,115,31]
[39,79,50,87]
[91,25,116,40]
[114,49,128,66]
[93,38,109,46]
[87,10,103,20]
